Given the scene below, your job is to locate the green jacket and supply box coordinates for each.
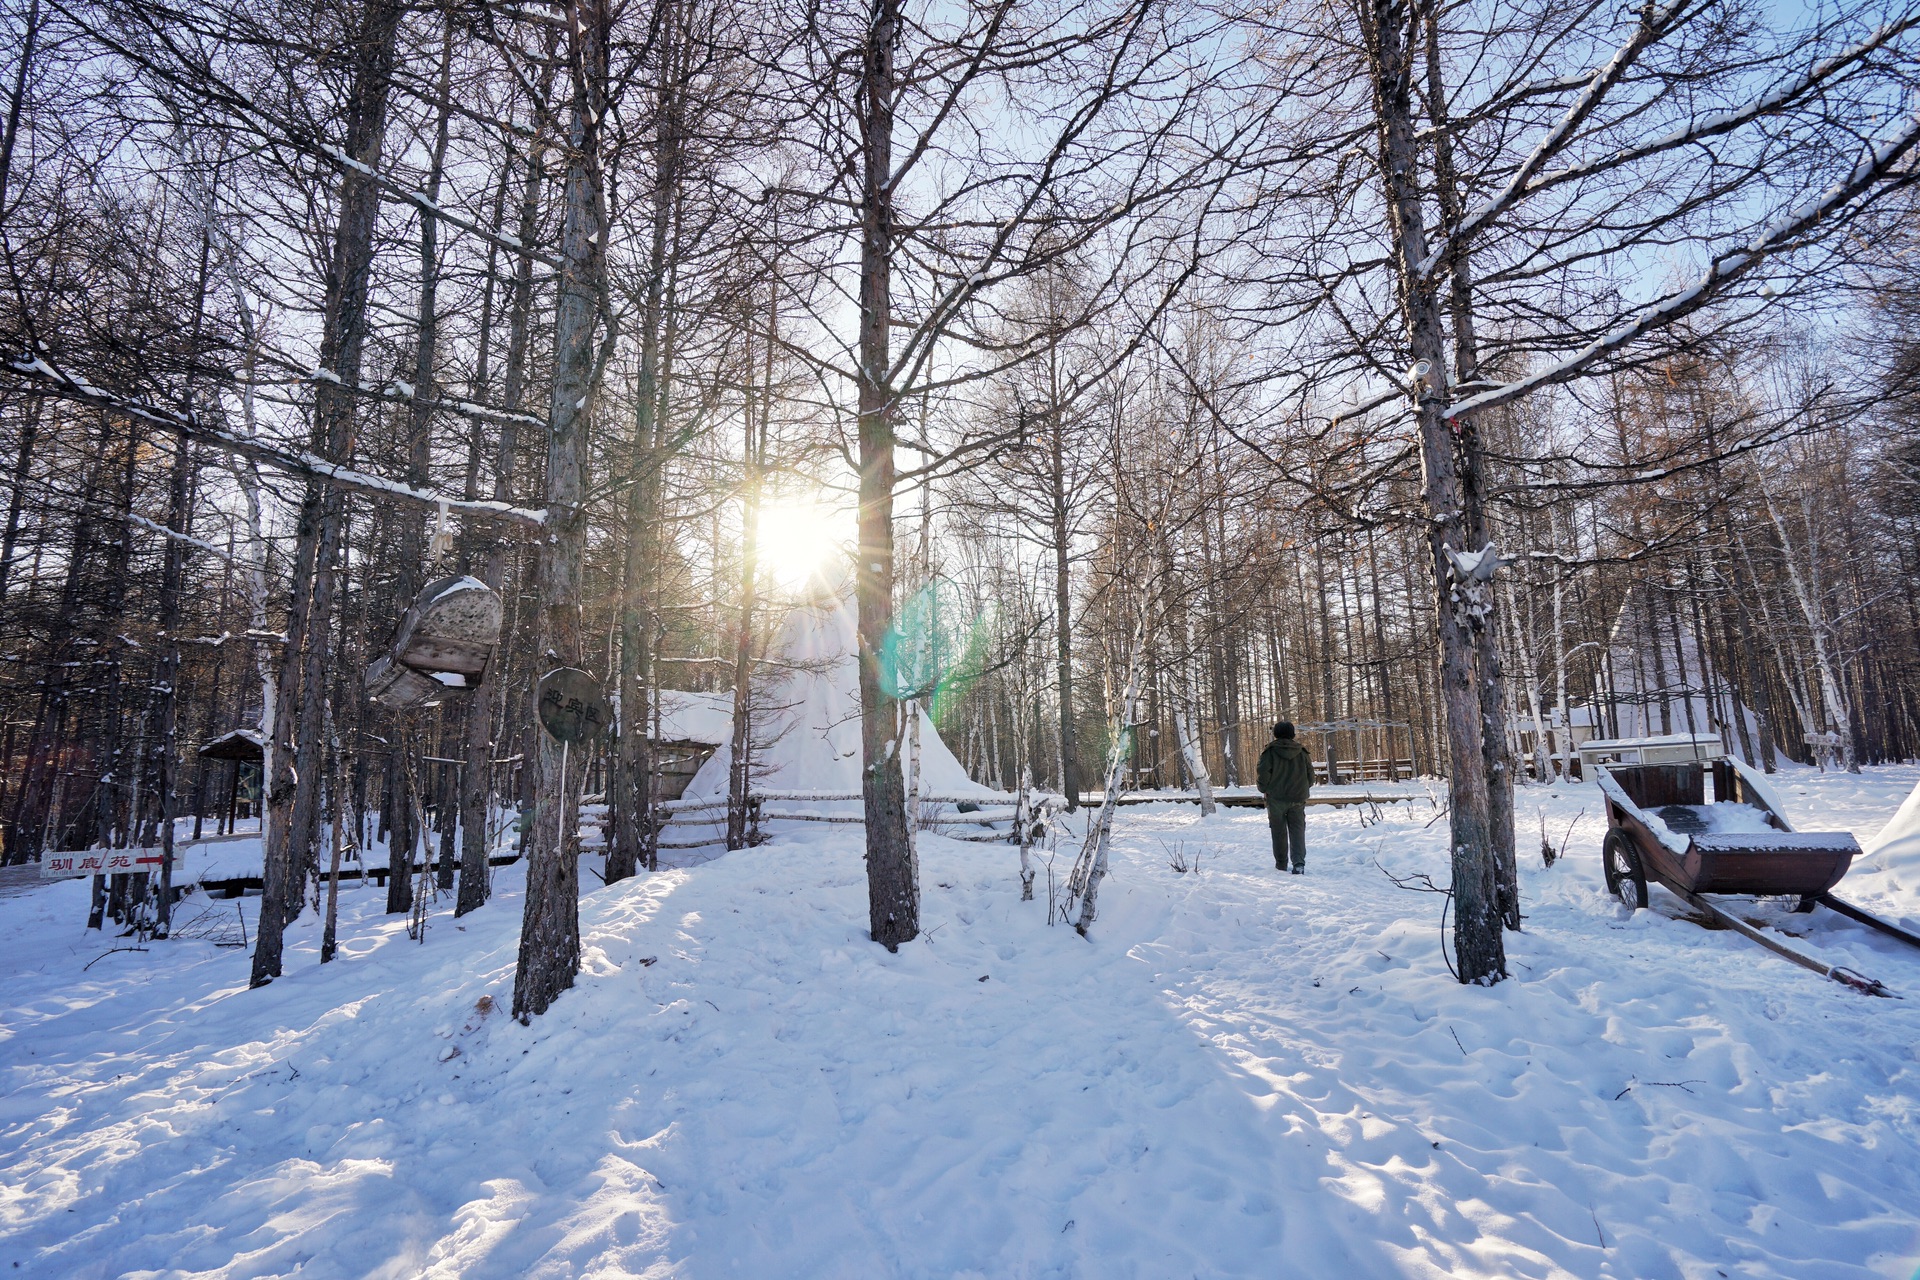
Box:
[1257,738,1313,805]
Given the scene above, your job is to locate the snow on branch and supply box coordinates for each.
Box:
[1418,0,1694,279]
[1443,115,1920,420]
[120,508,234,560]
[4,352,549,531]
[1423,13,1920,278]
[0,463,240,560]
[247,353,548,433]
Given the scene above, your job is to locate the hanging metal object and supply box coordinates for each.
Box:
[365,575,504,709]
[536,667,611,743]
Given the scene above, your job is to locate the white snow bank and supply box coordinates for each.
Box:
[656,687,733,745]
[1866,778,1920,863]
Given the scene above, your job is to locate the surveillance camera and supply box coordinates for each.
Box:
[1409,359,1444,397]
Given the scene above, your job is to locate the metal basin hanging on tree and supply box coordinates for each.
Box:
[365,575,504,709]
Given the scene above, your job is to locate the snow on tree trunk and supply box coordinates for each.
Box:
[1361,0,1504,982]
[1067,603,1149,936]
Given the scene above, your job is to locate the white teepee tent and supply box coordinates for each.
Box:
[666,586,997,844]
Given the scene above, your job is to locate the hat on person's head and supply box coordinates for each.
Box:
[1274,721,1295,739]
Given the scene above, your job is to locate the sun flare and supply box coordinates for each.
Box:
[754,497,847,592]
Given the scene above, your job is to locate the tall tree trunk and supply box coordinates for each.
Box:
[1314,542,1341,785]
[513,0,607,1018]
[459,61,554,917]
[726,284,771,851]
[1424,14,1518,929]
[1069,600,1150,935]
[1362,0,1504,981]
[0,0,38,218]
[379,24,457,912]
[252,0,405,986]
[1209,461,1242,786]
[1504,587,1550,785]
[1761,485,1857,771]
[1550,507,1571,780]
[613,1,681,883]
[152,225,213,938]
[89,424,140,926]
[0,395,38,610]
[1050,428,1080,808]
[2,410,96,864]
[853,0,915,951]
[216,275,280,849]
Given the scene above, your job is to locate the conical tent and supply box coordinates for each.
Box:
[1867,780,1920,872]
[666,586,996,843]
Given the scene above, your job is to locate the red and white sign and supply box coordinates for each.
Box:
[41,848,165,880]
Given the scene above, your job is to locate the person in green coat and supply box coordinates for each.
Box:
[1256,721,1312,873]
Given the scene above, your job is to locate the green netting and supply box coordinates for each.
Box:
[878,578,996,729]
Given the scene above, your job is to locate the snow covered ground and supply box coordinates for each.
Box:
[3,765,1919,1279]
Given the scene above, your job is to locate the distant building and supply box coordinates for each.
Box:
[1509,705,1598,777]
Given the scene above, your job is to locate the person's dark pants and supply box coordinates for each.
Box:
[1267,802,1306,870]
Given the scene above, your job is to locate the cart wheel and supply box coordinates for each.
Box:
[1793,893,1820,914]
[1604,830,1647,910]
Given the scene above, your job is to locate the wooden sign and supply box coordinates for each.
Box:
[537,668,611,743]
[42,848,164,880]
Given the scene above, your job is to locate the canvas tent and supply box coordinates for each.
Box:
[664,586,998,845]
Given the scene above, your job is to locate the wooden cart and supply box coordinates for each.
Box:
[1596,756,1856,914]
[1595,751,1918,995]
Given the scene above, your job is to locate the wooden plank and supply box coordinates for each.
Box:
[1689,849,1853,896]
[1100,791,1413,809]
[1638,764,1704,808]
[1675,886,1895,997]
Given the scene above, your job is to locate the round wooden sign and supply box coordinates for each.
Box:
[536,668,612,743]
